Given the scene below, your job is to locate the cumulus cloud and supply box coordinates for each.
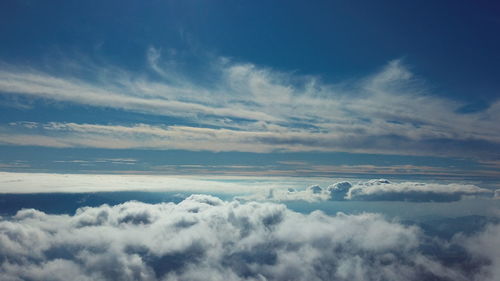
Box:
[343,179,493,202]
[2,195,495,281]
[456,224,500,281]
[249,179,493,203]
[0,57,499,158]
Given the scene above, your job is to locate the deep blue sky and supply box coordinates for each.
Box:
[2,0,499,101]
[0,0,499,180]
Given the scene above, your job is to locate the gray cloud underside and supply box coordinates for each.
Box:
[1,55,500,158]
[247,179,494,203]
[1,195,498,281]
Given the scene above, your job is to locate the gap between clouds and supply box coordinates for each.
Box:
[0,51,499,158]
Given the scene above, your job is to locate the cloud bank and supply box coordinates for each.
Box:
[0,172,494,204]
[0,172,292,194]
[1,56,499,158]
[249,179,493,203]
[1,195,497,281]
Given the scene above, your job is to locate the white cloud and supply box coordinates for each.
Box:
[0,172,494,204]
[244,179,493,203]
[0,172,263,194]
[1,195,490,281]
[0,57,499,157]
[457,224,500,281]
[344,179,493,202]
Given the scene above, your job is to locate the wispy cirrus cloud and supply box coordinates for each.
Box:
[2,120,500,161]
[0,53,499,158]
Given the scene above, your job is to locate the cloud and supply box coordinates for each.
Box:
[248,179,493,203]
[0,172,326,195]
[1,195,494,281]
[0,57,499,158]
[0,172,494,204]
[328,181,353,200]
[456,223,500,281]
[343,179,493,202]
[0,172,284,194]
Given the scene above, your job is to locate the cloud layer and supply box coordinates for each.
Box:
[0,172,288,194]
[250,179,493,203]
[0,172,494,204]
[1,195,497,281]
[1,55,499,158]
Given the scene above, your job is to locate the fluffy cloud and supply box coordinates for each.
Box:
[343,179,493,202]
[250,179,493,203]
[455,223,500,281]
[1,57,499,158]
[2,195,495,281]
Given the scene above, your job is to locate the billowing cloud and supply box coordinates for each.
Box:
[343,179,493,202]
[249,179,493,203]
[456,224,500,281]
[0,57,499,158]
[1,195,496,281]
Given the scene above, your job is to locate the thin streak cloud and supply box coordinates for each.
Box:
[0,57,499,158]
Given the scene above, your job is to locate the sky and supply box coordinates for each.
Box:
[0,0,500,183]
[1,1,500,281]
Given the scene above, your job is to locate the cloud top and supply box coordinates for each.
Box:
[1,195,496,281]
[253,179,493,203]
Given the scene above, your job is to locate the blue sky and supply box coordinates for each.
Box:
[2,3,500,280]
[1,0,500,181]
